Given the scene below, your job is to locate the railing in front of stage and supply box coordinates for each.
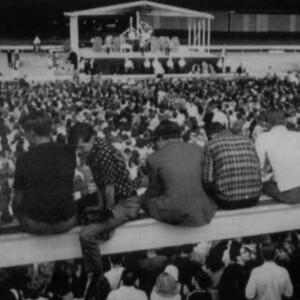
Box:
[0,195,299,268]
[2,44,300,53]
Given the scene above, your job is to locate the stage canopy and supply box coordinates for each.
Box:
[64,0,214,51]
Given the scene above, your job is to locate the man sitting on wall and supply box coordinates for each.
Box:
[202,122,261,209]
[13,111,77,234]
[68,123,140,300]
[142,120,217,226]
[255,110,300,203]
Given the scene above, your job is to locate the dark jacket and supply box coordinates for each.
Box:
[142,141,217,226]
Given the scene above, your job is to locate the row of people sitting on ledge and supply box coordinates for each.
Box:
[12,107,300,300]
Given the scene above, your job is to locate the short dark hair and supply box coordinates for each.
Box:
[193,269,212,289]
[229,241,242,262]
[22,111,52,137]
[110,254,124,266]
[206,122,225,137]
[122,269,137,286]
[68,123,95,146]
[266,110,285,127]
[154,120,181,141]
[261,244,276,261]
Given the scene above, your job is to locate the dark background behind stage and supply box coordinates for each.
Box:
[2,0,300,43]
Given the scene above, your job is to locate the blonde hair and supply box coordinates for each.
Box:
[155,272,178,295]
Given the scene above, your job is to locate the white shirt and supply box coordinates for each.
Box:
[245,261,293,300]
[104,267,124,290]
[255,126,300,191]
[107,286,148,300]
[151,291,180,300]
[212,109,229,128]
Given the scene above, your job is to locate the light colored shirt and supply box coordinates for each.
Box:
[107,286,148,300]
[212,109,229,128]
[245,261,293,300]
[255,126,300,191]
[151,291,180,300]
[104,266,124,290]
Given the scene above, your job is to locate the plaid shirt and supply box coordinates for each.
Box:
[203,131,261,202]
[87,138,136,201]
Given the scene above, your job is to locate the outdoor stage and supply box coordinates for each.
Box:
[78,47,220,75]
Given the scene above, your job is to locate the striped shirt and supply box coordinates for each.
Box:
[203,131,261,202]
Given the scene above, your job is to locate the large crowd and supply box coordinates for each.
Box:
[1,73,300,205]
[1,73,300,300]
[1,231,300,300]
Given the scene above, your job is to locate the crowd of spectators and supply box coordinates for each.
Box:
[1,73,300,219]
[1,73,300,299]
[1,231,300,300]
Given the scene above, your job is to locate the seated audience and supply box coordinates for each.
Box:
[202,122,262,209]
[255,110,300,203]
[13,111,77,234]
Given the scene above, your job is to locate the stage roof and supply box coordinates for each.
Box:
[64,1,214,19]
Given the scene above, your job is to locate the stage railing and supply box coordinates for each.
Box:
[210,45,300,53]
[0,196,299,268]
[1,44,300,53]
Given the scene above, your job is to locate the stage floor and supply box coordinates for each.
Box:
[77,46,217,60]
[78,47,220,75]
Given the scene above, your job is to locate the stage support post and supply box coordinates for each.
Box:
[193,19,196,46]
[188,19,191,46]
[70,16,79,52]
[208,18,211,53]
[202,19,206,52]
[136,11,140,38]
[198,20,201,47]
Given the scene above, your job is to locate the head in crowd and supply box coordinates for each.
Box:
[21,111,52,146]
[206,122,226,140]
[229,241,242,262]
[265,110,285,128]
[191,269,212,290]
[164,265,179,281]
[154,120,181,149]
[261,244,276,261]
[110,254,124,267]
[68,122,96,155]
[155,272,178,296]
[239,245,252,264]
[122,269,138,287]
[26,275,45,300]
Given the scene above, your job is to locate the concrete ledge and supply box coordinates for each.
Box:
[0,198,299,267]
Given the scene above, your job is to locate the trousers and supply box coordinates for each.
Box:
[79,195,141,274]
[263,181,300,204]
[17,214,77,235]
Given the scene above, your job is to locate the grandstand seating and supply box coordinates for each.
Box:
[0,196,299,268]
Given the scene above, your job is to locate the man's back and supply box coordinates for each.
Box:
[246,262,293,300]
[143,141,217,226]
[107,286,148,300]
[14,143,76,223]
[203,131,261,204]
[256,126,300,191]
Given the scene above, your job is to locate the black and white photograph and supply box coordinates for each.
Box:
[0,0,300,299]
